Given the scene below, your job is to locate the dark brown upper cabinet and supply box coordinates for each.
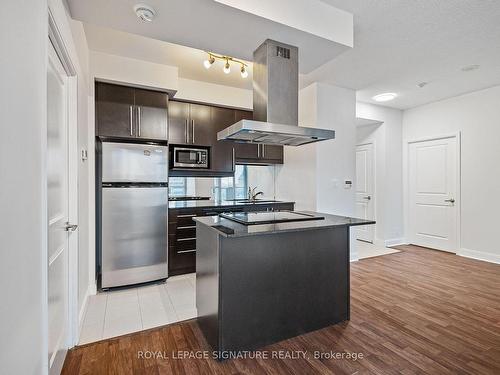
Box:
[211,106,236,174]
[168,100,234,175]
[134,88,168,140]
[167,100,190,144]
[95,83,135,138]
[168,101,212,145]
[232,109,284,165]
[189,103,212,146]
[96,82,168,141]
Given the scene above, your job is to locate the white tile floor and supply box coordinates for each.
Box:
[356,240,400,259]
[79,273,197,345]
[79,243,398,345]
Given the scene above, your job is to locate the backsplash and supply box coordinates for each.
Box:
[169,165,276,200]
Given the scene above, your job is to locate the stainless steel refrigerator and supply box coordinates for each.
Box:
[100,142,168,288]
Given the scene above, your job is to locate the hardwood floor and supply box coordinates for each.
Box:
[63,245,500,374]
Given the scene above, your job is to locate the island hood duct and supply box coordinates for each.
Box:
[217,39,335,146]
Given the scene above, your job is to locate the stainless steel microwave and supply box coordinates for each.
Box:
[172,146,209,168]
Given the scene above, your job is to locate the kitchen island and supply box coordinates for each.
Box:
[168,200,295,276]
[193,211,375,354]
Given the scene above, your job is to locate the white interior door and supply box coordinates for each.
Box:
[355,143,375,242]
[408,137,458,252]
[47,40,74,374]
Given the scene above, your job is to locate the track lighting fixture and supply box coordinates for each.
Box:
[204,54,215,69]
[240,65,248,78]
[203,52,248,78]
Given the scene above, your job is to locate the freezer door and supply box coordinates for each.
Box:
[102,187,168,288]
[102,142,168,183]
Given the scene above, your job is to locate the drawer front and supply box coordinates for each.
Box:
[168,246,195,275]
[176,226,196,239]
[175,237,196,252]
[177,214,197,227]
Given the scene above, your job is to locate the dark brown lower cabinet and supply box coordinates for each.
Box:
[168,203,294,276]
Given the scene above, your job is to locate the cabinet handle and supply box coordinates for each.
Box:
[262,144,265,158]
[137,106,141,137]
[191,120,195,144]
[177,214,196,218]
[177,237,197,242]
[178,249,196,254]
[129,106,133,136]
[184,119,188,143]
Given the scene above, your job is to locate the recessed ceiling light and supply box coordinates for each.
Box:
[134,4,156,22]
[461,64,480,72]
[372,93,397,102]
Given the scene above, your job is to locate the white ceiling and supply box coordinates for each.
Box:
[66,0,351,74]
[83,23,253,89]
[306,0,500,109]
[69,0,500,110]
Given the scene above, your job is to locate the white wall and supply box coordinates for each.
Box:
[0,1,47,374]
[276,83,356,214]
[403,85,500,264]
[69,19,91,326]
[275,84,318,211]
[177,78,252,109]
[247,166,276,199]
[315,83,356,217]
[356,102,404,246]
[275,82,358,259]
[90,51,178,93]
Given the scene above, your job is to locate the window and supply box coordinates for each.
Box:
[168,165,248,200]
[168,177,187,196]
[213,165,248,201]
[168,177,195,197]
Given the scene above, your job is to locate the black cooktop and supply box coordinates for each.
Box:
[219,211,325,225]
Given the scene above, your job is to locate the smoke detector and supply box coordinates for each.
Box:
[134,4,156,22]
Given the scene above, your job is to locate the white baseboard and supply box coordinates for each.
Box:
[89,281,97,295]
[77,285,92,344]
[385,238,407,247]
[458,248,500,265]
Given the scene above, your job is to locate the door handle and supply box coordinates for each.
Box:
[129,106,133,136]
[363,196,371,200]
[445,198,455,203]
[184,119,188,143]
[65,223,78,232]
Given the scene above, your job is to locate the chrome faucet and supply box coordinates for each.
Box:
[248,186,264,201]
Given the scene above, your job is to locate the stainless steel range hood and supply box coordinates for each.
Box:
[217,39,335,146]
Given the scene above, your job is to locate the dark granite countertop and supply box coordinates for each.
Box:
[168,199,295,209]
[193,211,375,237]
